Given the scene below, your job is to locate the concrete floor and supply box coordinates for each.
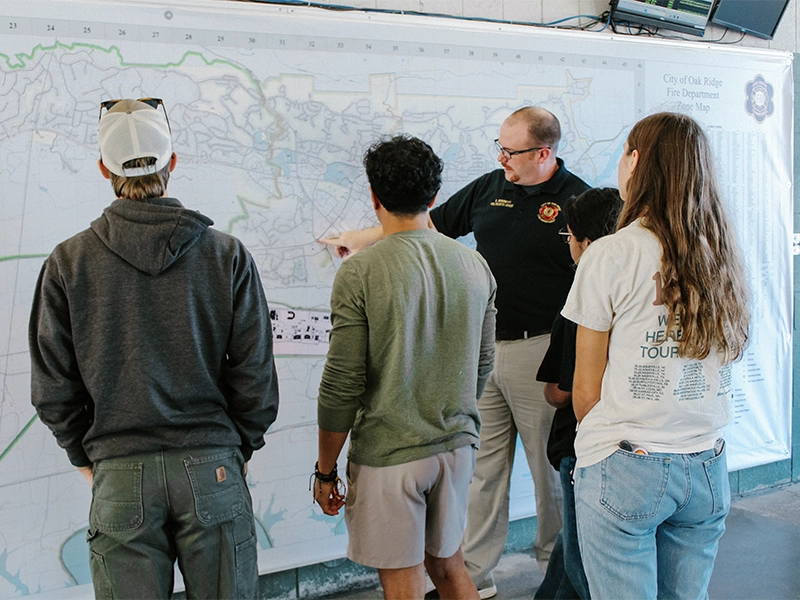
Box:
[327,482,800,599]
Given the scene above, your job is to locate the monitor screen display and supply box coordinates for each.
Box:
[611,0,715,36]
[711,0,791,40]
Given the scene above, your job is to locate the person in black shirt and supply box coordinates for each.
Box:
[534,188,622,600]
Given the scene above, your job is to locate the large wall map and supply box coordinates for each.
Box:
[0,0,792,596]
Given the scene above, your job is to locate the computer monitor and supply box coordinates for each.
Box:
[610,0,715,37]
[711,0,791,40]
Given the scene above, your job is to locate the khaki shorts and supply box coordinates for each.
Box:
[345,445,476,569]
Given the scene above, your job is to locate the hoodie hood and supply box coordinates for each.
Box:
[91,197,214,275]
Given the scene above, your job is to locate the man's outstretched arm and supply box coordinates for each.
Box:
[320,226,384,258]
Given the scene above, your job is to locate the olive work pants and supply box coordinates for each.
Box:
[86,446,258,599]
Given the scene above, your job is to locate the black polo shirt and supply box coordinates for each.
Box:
[430,160,590,336]
[536,312,578,471]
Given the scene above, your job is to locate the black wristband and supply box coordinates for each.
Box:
[313,461,338,483]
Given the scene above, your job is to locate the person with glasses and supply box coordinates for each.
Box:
[29,98,279,598]
[314,135,496,599]
[321,107,589,598]
[533,187,622,600]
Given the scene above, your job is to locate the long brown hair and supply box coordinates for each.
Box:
[617,112,749,362]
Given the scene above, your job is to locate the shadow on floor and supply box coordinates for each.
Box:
[326,483,800,599]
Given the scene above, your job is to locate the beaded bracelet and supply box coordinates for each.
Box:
[310,462,346,504]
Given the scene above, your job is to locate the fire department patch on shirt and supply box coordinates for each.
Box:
[538,202,561,223]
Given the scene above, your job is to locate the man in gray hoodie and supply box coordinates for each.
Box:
[29,98,279,598]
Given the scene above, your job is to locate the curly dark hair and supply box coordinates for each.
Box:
[363,134,444,216]
[563,187,622,243]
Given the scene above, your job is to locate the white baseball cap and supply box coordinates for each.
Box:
[98,99,172,177]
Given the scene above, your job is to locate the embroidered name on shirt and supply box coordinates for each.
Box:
[490,198,514,208]
[538,202,561,223]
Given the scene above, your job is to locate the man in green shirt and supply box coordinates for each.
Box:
[313,135,497,599]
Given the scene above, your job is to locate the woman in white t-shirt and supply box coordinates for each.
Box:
[561,112,750,599]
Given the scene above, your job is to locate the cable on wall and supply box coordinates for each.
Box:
[236,0,745,45]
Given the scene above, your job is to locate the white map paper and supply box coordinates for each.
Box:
[0,1,792,596]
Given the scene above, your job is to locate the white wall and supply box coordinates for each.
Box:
[285,0,798,52]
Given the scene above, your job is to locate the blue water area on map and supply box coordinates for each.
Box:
[253,130,270,151]
[593,140,626,185]
[254,517,273,549]
[322,162,359,187]
[0,547,30,594]
[309,507,346,536]
[61,529,91,585]
[256,493,286,548]
[442,144,462,162]
[269,149,295,175]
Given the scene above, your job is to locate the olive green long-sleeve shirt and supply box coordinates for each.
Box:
[317,229,496,467]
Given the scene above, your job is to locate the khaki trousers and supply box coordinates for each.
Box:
[462,335,563,587]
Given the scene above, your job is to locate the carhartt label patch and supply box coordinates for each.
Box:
[490,198,514,208]
[215,466,227,482]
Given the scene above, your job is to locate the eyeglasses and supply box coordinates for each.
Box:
[558,228,571,244]
[99,97,170,132]
[494,139,550,160]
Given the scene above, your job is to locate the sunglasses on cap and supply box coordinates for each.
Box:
[99,97,170,132]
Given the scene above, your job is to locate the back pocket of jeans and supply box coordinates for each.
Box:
[703,444,730,515]
[90,462,144,532]
[600,450,670,521]
[185,451,244,525]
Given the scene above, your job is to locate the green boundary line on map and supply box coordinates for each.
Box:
[0,415,38,463]
[0,43,276,466]
[0,41,262,90]
[0,39,281,210]
[221,196,252,234]
[0,254,48,262]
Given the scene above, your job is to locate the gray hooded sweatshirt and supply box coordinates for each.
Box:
[29,197,279,466]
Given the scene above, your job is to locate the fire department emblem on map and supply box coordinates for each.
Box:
[745,74,774,124]
[538,202,561,223]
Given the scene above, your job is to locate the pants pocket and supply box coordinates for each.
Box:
[90,462,143,532]
[344,460,358,507]
[184,450,245,525]
[703,443,730,515]
[600,450,670,520]
[86,528,115,599]
[235,531,258,600]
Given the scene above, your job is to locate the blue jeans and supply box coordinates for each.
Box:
[87,446,258,599]
[535,457,590,599]
[574,444,729,600]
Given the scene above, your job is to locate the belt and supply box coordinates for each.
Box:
[495,329,548,341]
